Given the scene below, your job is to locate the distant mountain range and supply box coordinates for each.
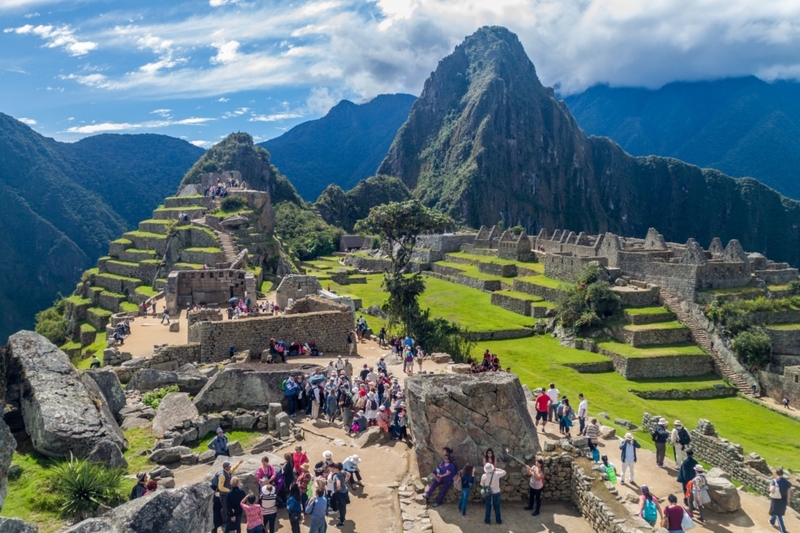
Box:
[260,94,416,201]
[564,77,800,199]
[378,26,800,266]
[0,113,204,342]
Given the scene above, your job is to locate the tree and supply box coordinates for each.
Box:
[354,200,451,276]
[732,329,772,370]
[354,200,452,335]
[555,264,620,333]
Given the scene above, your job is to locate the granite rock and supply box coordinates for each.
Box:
[151,393,199,438]
[83,368,126,420]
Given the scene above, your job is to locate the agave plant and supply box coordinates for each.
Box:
[51,454,125,519]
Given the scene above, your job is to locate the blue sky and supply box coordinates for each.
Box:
[3,0,800,147]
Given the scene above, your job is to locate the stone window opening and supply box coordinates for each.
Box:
[795,374,798,383]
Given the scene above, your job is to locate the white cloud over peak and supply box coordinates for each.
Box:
[18,117,37,125]
[5,24,97,56]
[190,139,214,148]
[249,112,304,122]
[65,116,215,134]
[209,0,240,6]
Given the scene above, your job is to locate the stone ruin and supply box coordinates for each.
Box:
[165,268,256,315]
[275,274,323,309]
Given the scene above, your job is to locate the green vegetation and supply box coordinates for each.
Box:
[434,261,504,281]
[142,385,180,409]
[517,275,566,289]
[190,431,265,454]
[315,175,413,231]
[491,290,544,302]
[274,201,342,260]
[135,286,159,298]
[123,230,168,240]
[34,298,68,345]
[445,251,520,266]
[597,339,706,358]
[87,307,113,318]
[705,295,800,335]
[555,264,620,332]
[623,321,688,331]
[79,323,96,333]
[732,329,772,370]
[119,301,139,313]
[767,323,800,330]
[625,306,671,316]
[173,262,205,270]
[220,195,246,212]
[52,456,125,519]
[64,295,92,306]
[184,246,223,253]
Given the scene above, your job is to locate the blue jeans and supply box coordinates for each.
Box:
[286,394,296,416]
[457,487,471,515]
[484,492,501,524]
[309,518,327,533]
[248,526,265,533]
[770,515,786,533]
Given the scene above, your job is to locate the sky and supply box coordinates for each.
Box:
[2,0,800,147]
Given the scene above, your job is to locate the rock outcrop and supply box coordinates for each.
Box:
[193,366,311,413]
[83,368,126,419]
[62,482,214,533]
[405,372,540,476]
[6,331,127,467]
[0,417,13,512]
[127,367,207,394]
[0,517,39,533]
[151,392,200,438]
[706,474,741,513]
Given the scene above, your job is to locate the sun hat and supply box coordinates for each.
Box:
[674,420,682,427]
[484,463,494,473]
[658,418,667,425]
[625,433,633,440]
[379,405,386,411]
[323,450,333,460]
[350,455,361,464]
[694,465,704,472]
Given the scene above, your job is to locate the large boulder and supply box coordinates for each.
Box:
[127,368,207,394]
[83,368,126,419]
[405,372,540,477]
[706,476,741,513]
[151,393,199,438]
[193,366,311,413]
[0,418,14,512]
[62,482,214,533]
[6,332,127,467]
[149,446,192,465]
[0,517,39,532]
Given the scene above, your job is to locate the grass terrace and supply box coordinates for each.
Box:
[134,286,160,298]
[445,251,520,266]
[597,339,706,358]
[623,320,687,331]
[123,231,168,240]
[434,261,505,281]
[624,306,672,316]
[184,246,223,253]
[119,301,139,313]
[515,275,570,289]
[153,206,207,213]
[110,238,132,245]
[491,290,544,302]
[766,323,800,330]
[173,262,206,270]
[64,295,91,306]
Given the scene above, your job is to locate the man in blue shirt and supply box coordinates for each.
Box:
[305,488,328,533]
[285,375,299,417]
[208,427,230,458]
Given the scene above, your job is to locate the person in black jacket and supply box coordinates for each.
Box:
[677,450,698,505]
[278,452,295,508]
[652,418,669,468]
[225,476,246,532]
[130,473,147,500]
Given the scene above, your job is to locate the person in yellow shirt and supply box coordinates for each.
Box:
[213,460,243,532]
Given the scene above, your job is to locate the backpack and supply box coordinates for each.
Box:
[369,399,378,411]
[643,497,658,521]
[210,471,222,490]
[281,379,287,391]
[677,427,691,446]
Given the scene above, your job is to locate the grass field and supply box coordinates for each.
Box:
[623,320,687,331]
[767,323,800,330]
[597,339,707,358]
[515,275,570,289]
[434,261,505,281]
[624,306,672,316]
[491,290,544,302]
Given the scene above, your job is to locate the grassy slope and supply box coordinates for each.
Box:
[597,339,706,358]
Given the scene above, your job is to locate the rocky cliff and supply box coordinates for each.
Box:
[315,174,412,232]
[378,26,800,266]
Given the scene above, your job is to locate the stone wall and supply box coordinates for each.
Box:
[416,234,477,253]
[463,329,533,341]
[611,325,691,347]
[423,271,503,292]
[597,347,714,379]
[166,269,256,314]
[765,328,800,355]
[746,310,800,325]
[187,309,223,327]
[613,286,660,307]
[512,279,561,302]
[343,254,429,273]
[544,254,607,283]
[147,344,202,371]
[563,361,615,373]
[478,262,517,277]
[275,275,323,309]
[189,305,353,362]
[641,415,800,513]
[286,296,344,315]
[628,386,736,400]
[758,366,800,405]
[490,292,535,316]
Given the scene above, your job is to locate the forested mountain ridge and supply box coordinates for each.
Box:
[564,77,800,199]
[0,113,204,342]
[261,94,416,201]
[378,26,800,267]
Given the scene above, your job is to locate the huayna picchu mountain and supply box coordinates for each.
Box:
[0,113,204,342]
[378,26,800,267]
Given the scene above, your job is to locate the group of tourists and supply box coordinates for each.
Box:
[204,184,230,198]
[531,384,588,439]
[111,319,131,346]
[424,446,547,525]
[175,211,193,223]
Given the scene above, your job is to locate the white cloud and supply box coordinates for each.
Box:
[222,107,250,118]
[249,112,305,122]
[210,40,240,64]
[18,117,37,125]
[24,12,39,18]
[65,116,215,134]
[218,97,230,102]
[5,24,97,56]
[190,139,214,148]
[150,108,171,117]
[209,0,240,6]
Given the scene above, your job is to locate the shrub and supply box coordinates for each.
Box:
[788,280,800,296]
[705,296,800,334]
[509,225,525,236]
[142,385,180,409]
[220,196,245,212]
[732,330,772,370]
[34,298,68,345]
[51,455,125,519]
[555,265,620,333]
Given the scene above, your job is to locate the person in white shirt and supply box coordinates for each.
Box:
[546,384,560,422]
[480,463,506,525]
[577,393,588,435]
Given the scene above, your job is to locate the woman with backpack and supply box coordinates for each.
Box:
[688,465,710,522]
[286,484,303,533]
[769,467,792,533]
[638,485,662,527]
[662,493,689,533]
[670,420,691,467]
[457,464,475,516]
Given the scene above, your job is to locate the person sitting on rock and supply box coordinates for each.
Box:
[90,355,101,369]
[130,472,148,500]
[425,450,458,508]
[349,410,367,435]
[209,427,230,458]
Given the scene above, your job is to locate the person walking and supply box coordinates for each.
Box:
[689,465,709,522]
[585,417,601,462]
[457,464,475,516]
[577,393,588,435]
[662,494,686,533]
[240,493,266,533]
[333,463,350,528]
[305,489,329,533]
[769,467,792,533]
[259,481,278,533]
[225,477,246,532]
[676,450,698,506]
[480,463,506,525]
[638,485,662,527]
[619,433,641,484]
[524,458,545,516]
[670,420,691,467]
[559,398,574,437]
[546,383,560,422]
[652,418,669,468]
[416,346,425,373]
[209,428,230,458]
[534,389,550,431]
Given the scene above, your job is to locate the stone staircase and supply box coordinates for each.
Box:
[218,231,238,265]
[661,292,754,395]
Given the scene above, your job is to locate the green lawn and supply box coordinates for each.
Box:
[700,286,763,296]
[79,323,96,333]
[97,272,141,283]
[184,247,223,253]
[487,335,800,469]
[434,261,505,281]
[124,231,168,240]
[767,323,800,330]
[597,339,706,358]
[64,295,91,306]
[134,286,159,298]
[623,320,687,331]
[516,275,570,289]
[190,431,265,454]
[445,251,520,266]
[173,262,205,270]
[625,306,672,316]
[119,301,139,313]
[491,290,544,302]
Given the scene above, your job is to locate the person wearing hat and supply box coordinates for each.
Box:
[689,464,709,522]
[297,463,313,508]
[619,433,641,484]
[130,472,148,500]
[376,405,392,434]
[480,462,507,525]
[209,428,230,458]
[213,459,244,532]
[670,420,691,466]
[652,418,670,468]
[343,455,364,489]
[343,358,354,379]
[677,449,698,506]
[326,360,336,379]
[377,356,387,375]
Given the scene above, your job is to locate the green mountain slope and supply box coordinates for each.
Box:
[378,26,800,266]
[260,94,416,200]
[315,175,413,232]
[564,77,800,199]
[0,113,204,341]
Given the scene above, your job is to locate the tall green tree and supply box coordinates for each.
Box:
[354,200,451,334]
